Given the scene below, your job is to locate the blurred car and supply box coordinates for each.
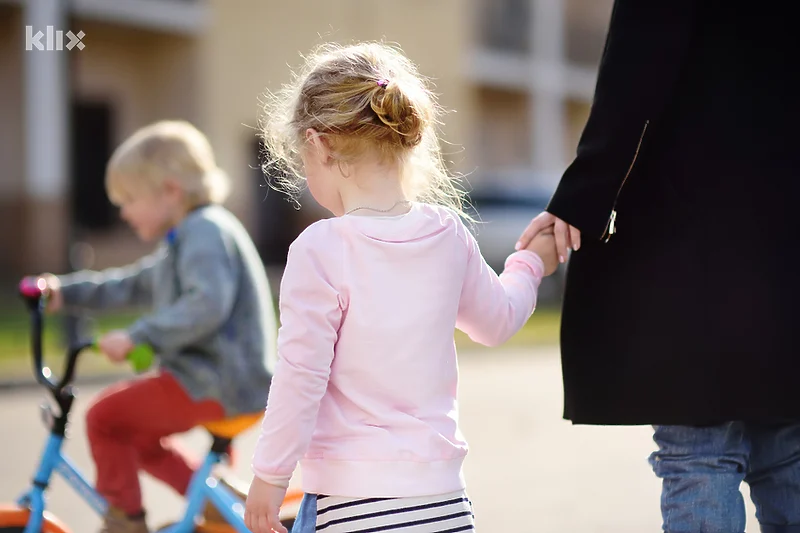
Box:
[465,184,566,306]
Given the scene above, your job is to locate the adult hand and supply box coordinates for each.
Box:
[516,212,581,264]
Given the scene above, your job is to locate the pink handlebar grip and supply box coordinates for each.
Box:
[19,276,47,299]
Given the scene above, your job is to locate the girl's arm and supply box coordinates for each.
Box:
[456,227,545,347]
[251,226,343,488]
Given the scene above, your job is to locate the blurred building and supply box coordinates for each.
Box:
[0,0,612,278]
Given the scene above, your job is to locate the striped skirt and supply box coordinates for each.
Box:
[291,490,476,532]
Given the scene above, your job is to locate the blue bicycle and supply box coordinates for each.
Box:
[0,278,301,533]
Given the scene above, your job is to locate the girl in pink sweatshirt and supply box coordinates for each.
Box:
[245,42,558,533]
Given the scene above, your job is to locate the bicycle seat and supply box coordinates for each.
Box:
[201,413,262,439]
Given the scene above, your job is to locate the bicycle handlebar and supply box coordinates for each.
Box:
[18,277,154,393]
[19,277,93,393]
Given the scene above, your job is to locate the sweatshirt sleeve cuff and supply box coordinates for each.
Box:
[504,250,546,281]
[251,467,291,489]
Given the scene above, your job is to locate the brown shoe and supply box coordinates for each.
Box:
[99,507,149,533]
[202,477,248,525]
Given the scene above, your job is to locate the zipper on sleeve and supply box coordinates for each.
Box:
[601,120,650,243]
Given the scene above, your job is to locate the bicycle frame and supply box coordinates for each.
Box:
[14,278,106,533]
[16,421,255,533]
[159,451,251,533]
[11,278,286,533]
[17,429,108,533]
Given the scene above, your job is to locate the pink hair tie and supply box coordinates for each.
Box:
[377,79,389,88]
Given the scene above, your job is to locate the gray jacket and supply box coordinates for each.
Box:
[60,205,275,416]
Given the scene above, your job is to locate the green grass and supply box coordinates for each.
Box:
[0,304,561,380]
[0,306,142,380]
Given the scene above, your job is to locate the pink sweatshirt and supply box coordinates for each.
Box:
[251,203,544,498]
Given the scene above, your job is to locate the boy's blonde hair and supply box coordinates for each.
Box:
[106,120,229,207]
[260,42,468,217]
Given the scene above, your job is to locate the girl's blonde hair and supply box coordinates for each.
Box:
[106,120,230,207]
[260,42,467,217]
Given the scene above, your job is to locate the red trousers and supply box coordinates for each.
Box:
[85,372,225,515]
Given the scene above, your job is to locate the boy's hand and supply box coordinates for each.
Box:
[38,273,63,313]
[245,477,288,533]
[97,330,135,364]
[526,232,559,277]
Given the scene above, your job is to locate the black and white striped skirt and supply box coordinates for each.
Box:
[291,490,476,532]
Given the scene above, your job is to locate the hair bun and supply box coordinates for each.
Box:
[370,79,425,148]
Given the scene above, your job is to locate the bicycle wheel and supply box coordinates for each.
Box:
[0,504,69,533]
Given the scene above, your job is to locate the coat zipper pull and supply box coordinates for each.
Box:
[604,210,617,243]
[600,120,649,244]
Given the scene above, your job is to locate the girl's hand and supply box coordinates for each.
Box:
[245,477,288,533]
[97,330,135,363]
[526,232,559,277]
[516,212,581,263]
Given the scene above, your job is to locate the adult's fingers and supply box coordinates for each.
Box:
[569,224,581,251]
[554,219,571,263]
[515,212,555,250]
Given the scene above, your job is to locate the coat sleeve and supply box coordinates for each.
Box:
[547,0,699,240]
[127,220,238,353]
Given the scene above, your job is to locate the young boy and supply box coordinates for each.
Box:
[41,120,275,533]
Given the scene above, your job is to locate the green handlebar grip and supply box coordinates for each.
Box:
[127,344,155,373]
[91,342,155,373]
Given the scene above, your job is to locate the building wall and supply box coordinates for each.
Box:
[73,22,200,140]
[0,1,475,274]
[463,0,612,189]
[475,87,532,171]
[0,0,611,276]
[69,20,203,268]
[198,0,475,236]
[0,7,26,276]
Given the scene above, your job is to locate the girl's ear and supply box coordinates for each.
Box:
[305,128,332,165]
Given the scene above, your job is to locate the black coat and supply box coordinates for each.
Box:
[547,0,800,425]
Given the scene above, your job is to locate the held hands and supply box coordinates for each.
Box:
[245,477,289,533]
[525,232,559,277]
[97,330,135,364]
[516,212,581,265]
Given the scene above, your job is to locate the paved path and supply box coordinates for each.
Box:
[0,348,758,532]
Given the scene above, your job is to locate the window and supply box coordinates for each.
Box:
[70,100,117,231]
[475,87,532,171]
[564,0,613,67]
[251,140,298,265]
[478,0,531,53]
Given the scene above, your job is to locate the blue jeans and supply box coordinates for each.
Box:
[649,423,800,533]
[291,494,317,533]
